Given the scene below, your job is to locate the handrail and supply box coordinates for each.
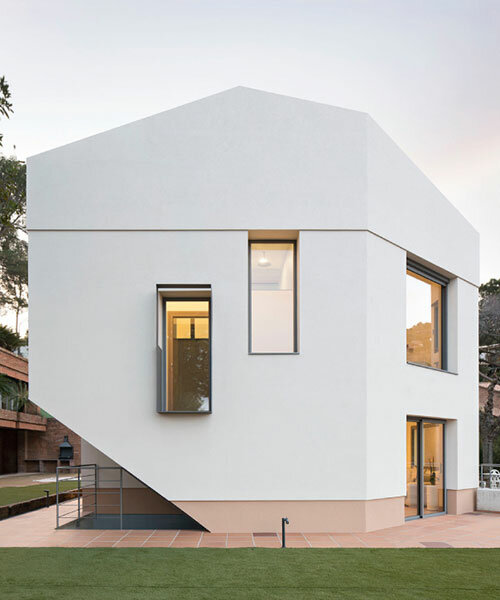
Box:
[56,463,126,529]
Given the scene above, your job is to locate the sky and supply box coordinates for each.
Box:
[1,0,499,335]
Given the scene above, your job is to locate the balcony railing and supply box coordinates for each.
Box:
[479,464,500,488]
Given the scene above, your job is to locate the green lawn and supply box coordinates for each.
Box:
[1,548,500,599]
[0,481,77,506]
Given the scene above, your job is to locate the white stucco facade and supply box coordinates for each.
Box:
[27,87,478,532]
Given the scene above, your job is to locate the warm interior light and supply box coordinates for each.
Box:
[258,252,271,267]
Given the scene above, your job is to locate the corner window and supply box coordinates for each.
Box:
[406,261,448,370]
[249,241,297,353]
[157,287,211,413]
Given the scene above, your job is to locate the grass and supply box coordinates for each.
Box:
[1,548,500,599]
[0,481,77,506]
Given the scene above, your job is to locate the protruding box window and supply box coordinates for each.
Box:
[157,286,211,413]
[249,241,297,353]
[406,262,448,370]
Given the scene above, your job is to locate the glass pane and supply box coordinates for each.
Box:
[166,301,210,412]
[175,318,191,339]
[423,422,444,515]
[405,420,419,518]
[194,318,209,339]
[406,270,442,368]
[250,242,295,353]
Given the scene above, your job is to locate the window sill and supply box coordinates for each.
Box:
[249,352,300,356]
[406,362,458,376]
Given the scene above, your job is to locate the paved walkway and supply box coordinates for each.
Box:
[1,504,500,548]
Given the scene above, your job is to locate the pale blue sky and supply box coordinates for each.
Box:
[1,0,499,296]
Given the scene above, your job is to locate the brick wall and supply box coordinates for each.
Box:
[16,419,81,473]
[0,347,28,382]
[0,349,82,474]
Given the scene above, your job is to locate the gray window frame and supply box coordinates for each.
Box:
[405,416,447,521]
[158,293,212,415]
[248,239,298,355]
[406,260,449,372]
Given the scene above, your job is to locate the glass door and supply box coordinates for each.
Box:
[406,418,445,519]
[423,422,445,515]
[405,420,420,518]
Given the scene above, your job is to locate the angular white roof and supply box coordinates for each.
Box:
[27,86,478,284]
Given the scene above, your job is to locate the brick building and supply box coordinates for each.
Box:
[0,347,80,475]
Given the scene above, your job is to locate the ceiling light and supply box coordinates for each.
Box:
[258,252,271,267]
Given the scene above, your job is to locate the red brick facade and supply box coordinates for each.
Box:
[0,348,82,474]
[0,408,46,432]
[16,419,81,473]
[0,347,28,382]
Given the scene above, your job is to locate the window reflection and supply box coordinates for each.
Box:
[166,300,210,412]
[423,422,444,515]
[406,270,442,369]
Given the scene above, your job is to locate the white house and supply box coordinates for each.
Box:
[27,87,478,533]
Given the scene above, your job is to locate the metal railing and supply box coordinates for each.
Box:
[56,464,125,529]
[479,464,500,488]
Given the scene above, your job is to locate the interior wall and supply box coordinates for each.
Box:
[251,290,294,352]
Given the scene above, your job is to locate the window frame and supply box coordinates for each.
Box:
[406,260,449,372]
[248,239,298,355]
[405,416,447,521]
[160,295,212,414]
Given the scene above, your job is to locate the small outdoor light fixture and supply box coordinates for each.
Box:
[281,517,289,548]
[58,435,74,461]
[44,489,50,507]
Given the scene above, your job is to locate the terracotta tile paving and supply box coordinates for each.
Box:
[142,541,172,547]
[2,503,500,548]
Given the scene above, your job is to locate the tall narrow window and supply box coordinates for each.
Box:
[406,261,447,369]
[249,241,297,353]
[163,299,211,412]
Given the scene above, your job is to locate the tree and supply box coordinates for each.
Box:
[479,344,500,464]
[0,79,28,340]
[0,373,28,412]
[480,279,500,298]
[0,232,28,333]
[0,76,13,148]
[0,156,26,240]
[0,161,27,336]
[0,77,25,240]
[479,279,500,464]
[479,278,500,348]
[0,323,23,352]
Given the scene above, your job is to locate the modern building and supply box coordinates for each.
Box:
[27,87,479,532]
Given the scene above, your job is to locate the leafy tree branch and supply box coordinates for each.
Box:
[0,76,14,148]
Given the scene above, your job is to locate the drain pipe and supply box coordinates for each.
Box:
[281,517,289,548]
